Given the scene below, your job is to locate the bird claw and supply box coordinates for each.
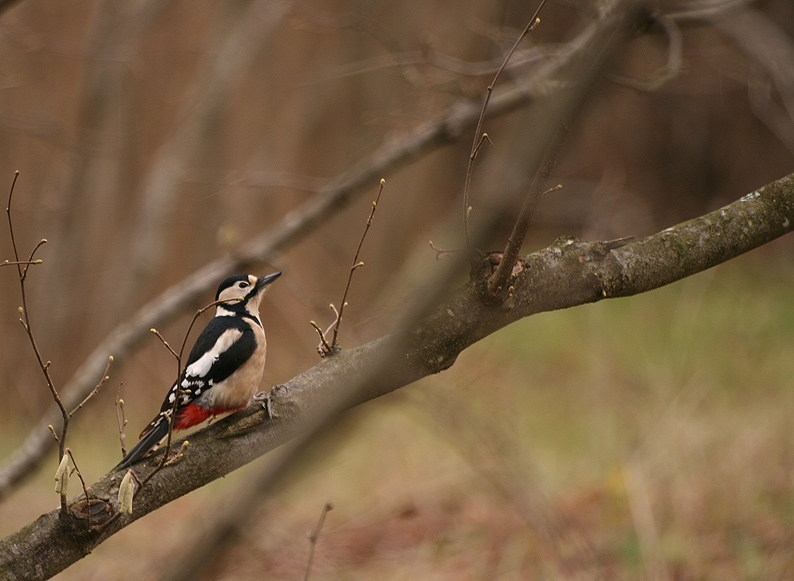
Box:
[256,385,288,420]
[253,390,273,419]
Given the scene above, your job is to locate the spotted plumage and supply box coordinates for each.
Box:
[114,272,281,471]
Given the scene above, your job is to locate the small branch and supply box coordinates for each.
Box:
[69,357,113,417]
[5,172,73,514]
[428,240,463,261]
[1,259,42,267]
[5,171,21,273]
[22,238,47,281]
[462,0,549,247]
[116,383,127,458]
[488,183,563,297]
[65,449,91,529]
[314,179,386,357]
[472,132,494,157]
[304,502,333,581]
[150,329,179,362]
[310,319,334,356]
[329,179,386,351]
[164,441,189,466]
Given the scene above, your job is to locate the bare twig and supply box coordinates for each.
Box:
[5,173,72,514]
[65,449,91,529]
[329,179,386,351]
[486,0,626,298]
[310,319,334,355]
[1,259,42,267]
[69,357,113,417]
[488,179,565,298]
[5,172,21,270]
[304,502,333,581]
[149,329,179,362]
[312,179,386,356]
[462,0,549,247]
[5,174,114,518]
[428,240,462,260]
[116,383,127,458]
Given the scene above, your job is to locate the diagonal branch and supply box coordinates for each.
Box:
[1,169,792,580]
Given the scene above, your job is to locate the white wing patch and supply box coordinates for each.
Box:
[182,328,243,383]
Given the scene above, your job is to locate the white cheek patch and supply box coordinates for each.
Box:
[184,328,243,379]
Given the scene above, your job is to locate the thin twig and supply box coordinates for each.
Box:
[22,238,47,281]
[304,502,333,581]
[5,172,71,514]
[429,240,465,261]
[329,179,386,350]
[1,259,42,267]
[116,383,127,458]
[462,0,549,247]
[489,183,565,298]
[6,183,108,517]
[150,329,179,362]
[486,116,570,297]
[314,179,386,357]
[5,171,21,274]
[65,449,91,529]
[310,320,334,355]
[69,357,113,417]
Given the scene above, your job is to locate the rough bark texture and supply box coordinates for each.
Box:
[1,171,792,580]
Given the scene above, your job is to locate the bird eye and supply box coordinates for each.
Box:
[238,281,249,288]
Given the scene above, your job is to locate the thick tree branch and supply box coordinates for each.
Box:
[2,171,792,580]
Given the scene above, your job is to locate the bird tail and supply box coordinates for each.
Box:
[113,417,170,472]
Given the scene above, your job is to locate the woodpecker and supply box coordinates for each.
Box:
[114,271,281,471]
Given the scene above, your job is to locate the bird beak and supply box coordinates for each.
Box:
[255,271,282,292]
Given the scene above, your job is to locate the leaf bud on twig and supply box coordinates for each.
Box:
[54,454,70,495]
[119,470,135,515]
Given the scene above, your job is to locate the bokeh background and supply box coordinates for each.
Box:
[1,0,794,579]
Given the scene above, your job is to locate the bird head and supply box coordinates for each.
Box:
[215,272,281,317]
